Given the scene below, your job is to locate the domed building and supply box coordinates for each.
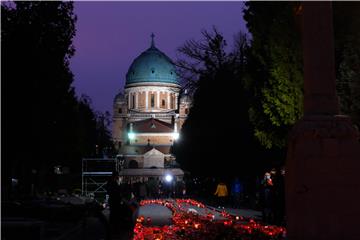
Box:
[112,34,191,179]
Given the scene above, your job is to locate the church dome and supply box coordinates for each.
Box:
[126,34,179,86]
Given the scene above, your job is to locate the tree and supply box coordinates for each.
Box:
[336,40,360,129]
[2,1,78,196]
[76,95,98,159]
[243,2,360,150]
[173,28,272,177]
[2,2,114,197]
[95,110,114,157]
[243,2,303,149]
[333,2,360,129]
[76,96,115,159]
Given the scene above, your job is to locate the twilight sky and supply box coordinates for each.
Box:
[70,1,248,114]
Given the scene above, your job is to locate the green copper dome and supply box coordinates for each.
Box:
[126,34,179,86]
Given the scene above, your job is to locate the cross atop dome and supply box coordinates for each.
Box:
[150,33,155,48]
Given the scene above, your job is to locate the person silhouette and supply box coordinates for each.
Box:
[106,171,122,233]
[214,181,228,208]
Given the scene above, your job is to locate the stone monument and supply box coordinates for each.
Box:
[286,2,360,240]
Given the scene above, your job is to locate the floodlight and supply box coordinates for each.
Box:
[128,132,135,140]
[165,174,173,183]
[173,132,180,140]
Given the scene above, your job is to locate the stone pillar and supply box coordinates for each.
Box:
[145,91,148,110]
[286,2,360,240]
[302,2,339,116]
[175,93,178,110]
[135,92,139,109]
[167,92,170,109]
[128,93,131,109]
[157,91,160,109]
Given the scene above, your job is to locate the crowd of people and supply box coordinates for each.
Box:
[212,169,285,225]
[189,170,285,226]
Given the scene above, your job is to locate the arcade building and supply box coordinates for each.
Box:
[112,34,191,180]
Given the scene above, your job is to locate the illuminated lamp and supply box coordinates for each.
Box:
[165,174,173,183]
[173,122,179,140]
[128,132,135,140]
[128,122,135,140]
[172,132,180,140]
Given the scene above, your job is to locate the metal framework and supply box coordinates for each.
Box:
[81,156,183,199]
[81,158,120,198]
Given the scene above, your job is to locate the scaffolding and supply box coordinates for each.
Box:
[81,156,184,199]
[81,158,120,198]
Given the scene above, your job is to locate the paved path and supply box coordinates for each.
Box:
[136,204,172,226]
[101,199,262,239]
[132,199,261,224]
[223,207,262,219]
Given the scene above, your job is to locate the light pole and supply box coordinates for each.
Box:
[164,173,174,198]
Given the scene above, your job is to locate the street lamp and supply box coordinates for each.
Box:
[172,132,180,140]
[128,122,135,141]
[128,132,135,140]
[173,121,180,140]
[164,173,175,198]
[165,174,173,183]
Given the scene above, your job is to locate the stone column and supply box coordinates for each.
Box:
[167,92,170,109]
[128,93,131,109]
[157,91,160,109]
[135,92,139,109]
[145,91,148,110]
[302,2,339,116]
[286,2,360,240]
[175,93,178,110]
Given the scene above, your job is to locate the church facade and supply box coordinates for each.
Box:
[112,35,191,178]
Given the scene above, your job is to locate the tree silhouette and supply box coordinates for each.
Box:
[2,2,113,198]
[173,29,274,177]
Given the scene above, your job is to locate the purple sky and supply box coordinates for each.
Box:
[70,1,248,114]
